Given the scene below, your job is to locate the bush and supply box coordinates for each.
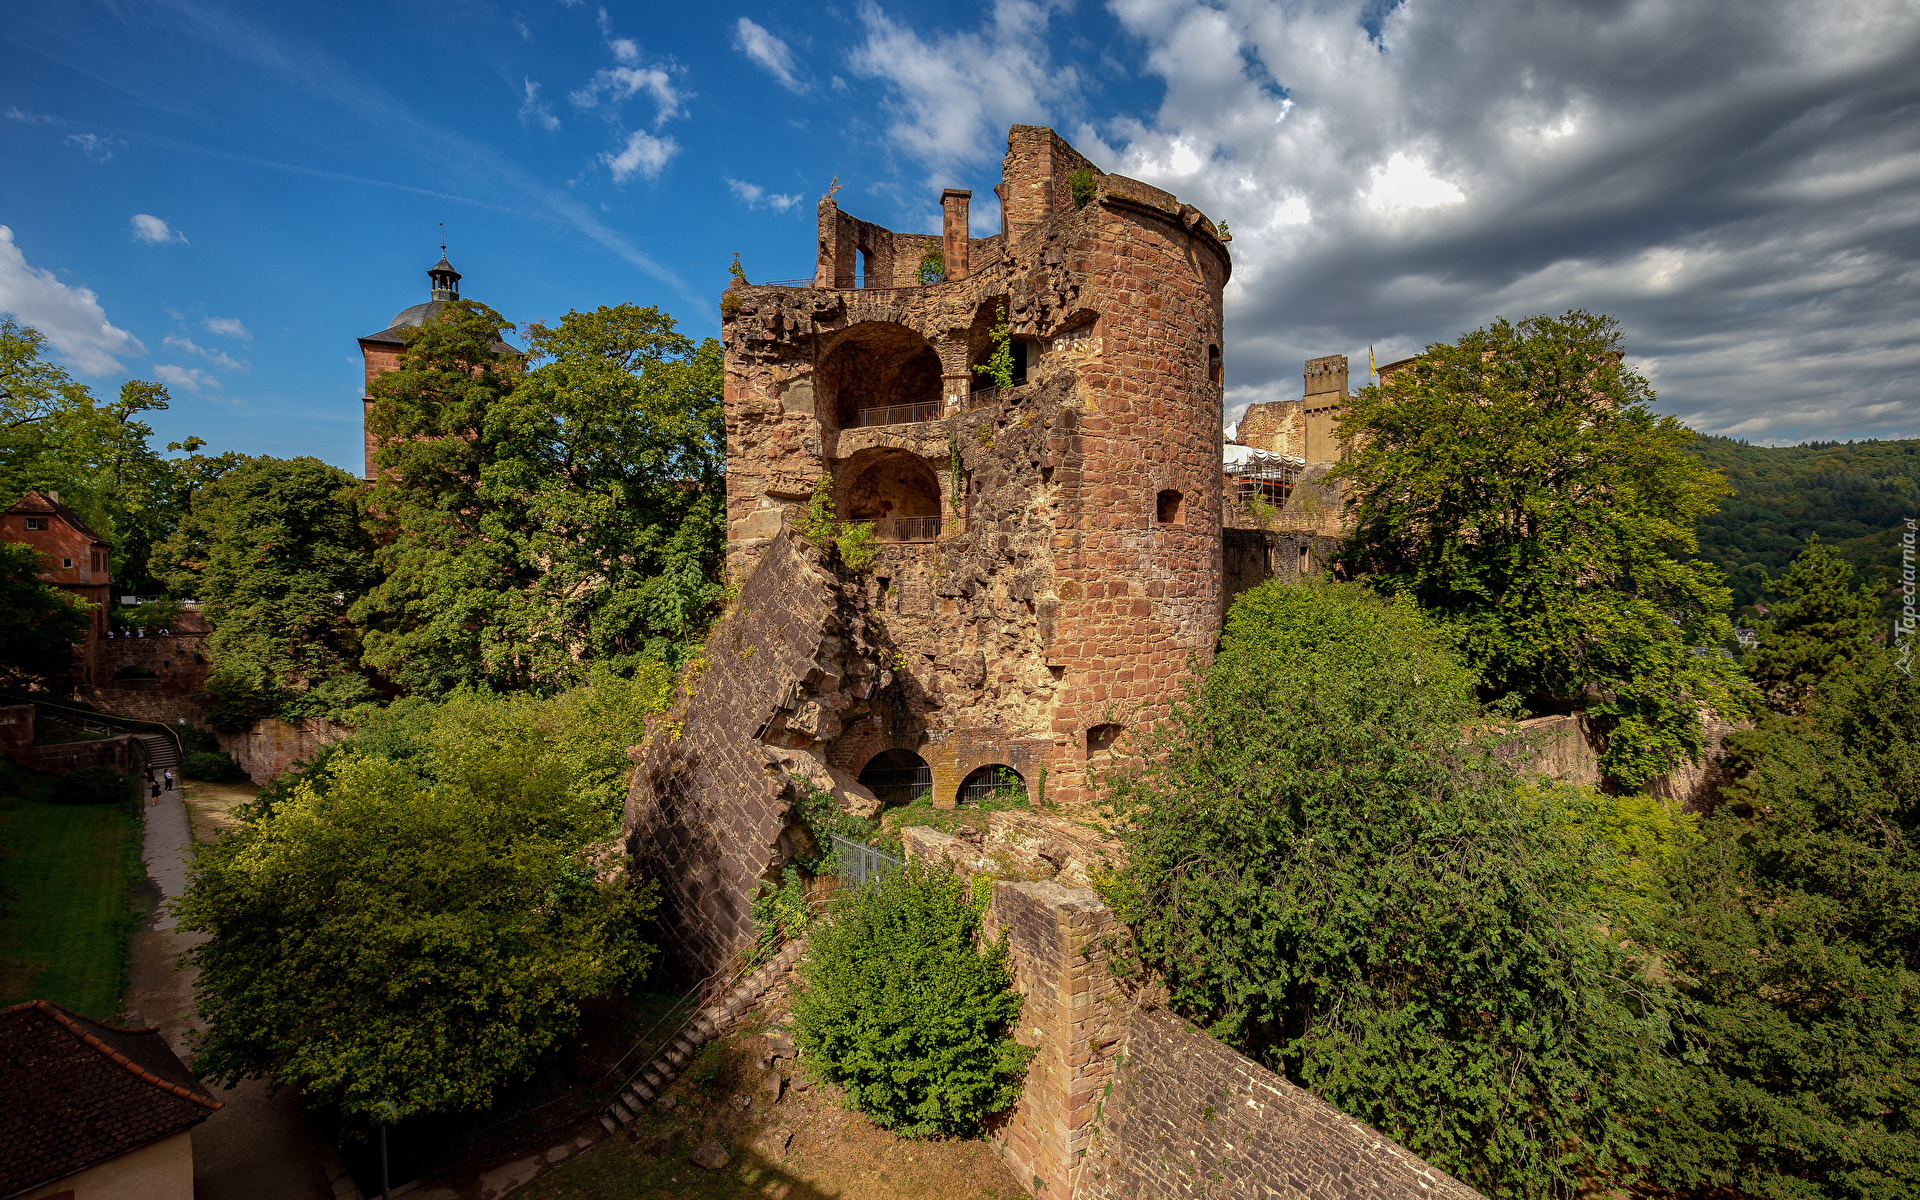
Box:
[1097,580,1677,1197]
[54,766,125,806]
[183,750,247,782]
[1068,167,1098,208]
[791,861,1032,1138]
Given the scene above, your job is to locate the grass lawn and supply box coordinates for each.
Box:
[0,771,146,1017]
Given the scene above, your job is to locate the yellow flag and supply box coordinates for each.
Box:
[1369,342,1376,378]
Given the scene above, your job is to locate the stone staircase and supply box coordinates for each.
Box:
[598,939,805,1132]
[135,732,180,774]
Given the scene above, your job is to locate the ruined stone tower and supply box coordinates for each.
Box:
[720,125,1230,813]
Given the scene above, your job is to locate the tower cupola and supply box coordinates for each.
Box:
[428,253,461,302]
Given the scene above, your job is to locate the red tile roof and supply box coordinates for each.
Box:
[4,490,107,543]
[0,1000,221,1197]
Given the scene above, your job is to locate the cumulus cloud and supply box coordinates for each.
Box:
[153,363,216,392]
[603,130,677,183]
[735,18,802,92]
[130,214,187,244]
[0,226,144,375]
[727,178,804,213]
[518,78,560,130]
[572,63,683,124]
[65,133,123,162]
[848,0,1079,196]
[853,0,1920,441]
[163,333,245,370]
[203,316,251,340]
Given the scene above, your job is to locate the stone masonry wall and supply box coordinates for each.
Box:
[624,530,895,977]
[1079,1008,1484,1200]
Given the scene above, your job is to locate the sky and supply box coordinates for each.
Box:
[3,0,1917,478]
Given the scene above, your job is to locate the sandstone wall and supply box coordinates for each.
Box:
[624,530,892,977]
[96,631,209,695]
[216,717,349,785]
[1080,1008,1483,1200]
[9,732,145,775]
[1237,399,1304,458]
[1511,712,1743,811]
[1221,528,1341,614]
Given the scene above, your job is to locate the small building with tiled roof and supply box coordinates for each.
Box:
[2,491,112,684]
[356,251,519,481]
[0,1000,221,1200]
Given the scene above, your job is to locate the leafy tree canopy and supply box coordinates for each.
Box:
[0,540,92,688]
[1743,534,1883,713]
[177,682,665,1120]
[354,301,724,696]
[1648,649,1920,1200]
[1097,579,1679,1198]
[1334,310,1752,788]
[157,455,379,725]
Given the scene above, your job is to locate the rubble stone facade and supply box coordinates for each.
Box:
[720,125,1231,813]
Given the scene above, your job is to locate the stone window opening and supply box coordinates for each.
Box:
[1156,489,1185,525]
[1208,344,1222,386]
[820,322,944,428]
[858,247,874,289]
[1086,723,1126,761]
[859,748,933,807]
[838,449,943,543]
[958,763,1026,805]
[61,557,73,569]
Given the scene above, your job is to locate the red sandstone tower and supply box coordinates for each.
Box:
[719,126,1231,810]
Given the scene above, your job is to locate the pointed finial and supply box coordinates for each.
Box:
[440,221,446,254]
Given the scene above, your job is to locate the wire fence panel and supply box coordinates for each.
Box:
[830,833,904,889]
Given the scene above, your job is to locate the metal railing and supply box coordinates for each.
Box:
[0,691,184,763]
[966,387,1003,410]
[872,516,941,543]
[848,401,943,428]
[831,832,904,888]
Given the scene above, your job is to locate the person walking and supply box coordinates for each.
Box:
[163,768,175,793]
[149,777,161,806]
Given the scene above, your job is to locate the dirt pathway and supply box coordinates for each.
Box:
[124,778,343,1200]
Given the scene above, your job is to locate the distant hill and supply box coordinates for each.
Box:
[1687,434,1918,621]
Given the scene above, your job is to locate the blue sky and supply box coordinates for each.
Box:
[4,0,1917,478]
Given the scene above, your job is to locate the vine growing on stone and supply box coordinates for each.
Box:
[973,301,1015,391]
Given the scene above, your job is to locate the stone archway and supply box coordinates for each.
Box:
[858,748,933,806]
[817,322,942,429]
[837,448,943,542]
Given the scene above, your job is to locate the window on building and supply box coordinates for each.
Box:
[1208,344,1222,386]
[24,517,45,530]
[1156,489,1185,525]
[61,558,73,569]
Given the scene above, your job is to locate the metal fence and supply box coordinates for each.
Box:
[872,515,941,542]
[830,832,904,888]
[849,400,943,428]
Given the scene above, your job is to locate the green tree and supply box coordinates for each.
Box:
[177,743,657,1120]
[156,456,378,724]
[1647,650,1920,1199]
[1744,535,1883,712]
[791,861,1032,1138]
[354,301,725,696]
[1334,311,1752,788]
[1097,580,1678,1198]
[0,540,91,687]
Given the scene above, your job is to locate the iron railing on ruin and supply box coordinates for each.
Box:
[871,515,941,543]
[849,400,943,428]
[830,832,904,889]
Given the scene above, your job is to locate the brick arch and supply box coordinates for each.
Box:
[835,447,943,542]
[816,322,942,430]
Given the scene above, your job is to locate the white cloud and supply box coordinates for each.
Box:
[727,178,804,213]
[735,18,802,92]
[843,0,1920,440]
[0,226,144,375]
[604,130,677,183]
[518,78,560,131]
[153,363,216,392]
[610,37,640,64]
[130,214,187,244]
[203,316,251,340]
[1364,154,1465,215]
[847,0,1078,187]
[512,12,532,41]
[65,133,123,162]
[5,107,58,125]
[163,333,246,370]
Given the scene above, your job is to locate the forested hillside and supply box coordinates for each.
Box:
[1688,434,1917,617]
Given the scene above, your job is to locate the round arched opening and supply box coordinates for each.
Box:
[1085,723,1126,761]
[818,322,942,429]
[858,748,933,807]
[957,764,1026,806]
[839,449,942,542]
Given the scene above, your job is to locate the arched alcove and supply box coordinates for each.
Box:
[1085,723,1126,761]
[838,449,943,542]
[818,322,942,429]
[858,748,933,806]
[957,764,1026,805]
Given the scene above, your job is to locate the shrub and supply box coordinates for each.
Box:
[791,861,1032,1137]
[54,766,125,806]
[791,476,878,571]
[181,725,220,753]
[916,246,945,285]
[1068,167,1098,208]
[183,750,248,783]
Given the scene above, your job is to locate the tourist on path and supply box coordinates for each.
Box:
[163,768,175,792]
